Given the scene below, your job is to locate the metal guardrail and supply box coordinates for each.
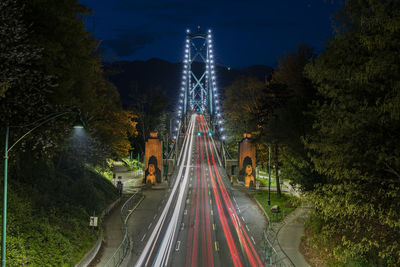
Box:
[261,206,295,267]
[262,218,293,267]
[104,190,143,267]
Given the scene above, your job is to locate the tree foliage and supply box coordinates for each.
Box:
[0,0,137,264]
[223,76,269,159]
[1,0,136,159]
[127,85,170,155]
[305,0,400,264]
[266,44,325,191]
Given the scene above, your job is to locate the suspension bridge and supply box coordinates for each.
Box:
[129,27,265,267]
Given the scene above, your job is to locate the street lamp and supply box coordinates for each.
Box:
[1,109,84,267]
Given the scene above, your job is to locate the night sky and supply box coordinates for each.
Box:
[80,0,341,68]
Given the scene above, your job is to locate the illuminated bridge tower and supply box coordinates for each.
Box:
[173,27,224,140]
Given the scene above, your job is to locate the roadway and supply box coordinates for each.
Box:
[132,113,266,267]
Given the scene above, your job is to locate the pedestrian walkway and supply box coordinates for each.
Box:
[277,207,310,267]
[88,197,126,267]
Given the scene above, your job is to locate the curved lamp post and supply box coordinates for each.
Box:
[1,109,84,267]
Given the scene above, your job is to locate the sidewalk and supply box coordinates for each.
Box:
[245,177,310,266]
[277,207,310,267]
[89,197,126,266]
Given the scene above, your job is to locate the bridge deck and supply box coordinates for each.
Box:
[130,114,267,267]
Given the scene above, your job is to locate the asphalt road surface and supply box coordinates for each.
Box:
[132,114,265,267]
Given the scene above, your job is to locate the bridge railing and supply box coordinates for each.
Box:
[103,189,143,267]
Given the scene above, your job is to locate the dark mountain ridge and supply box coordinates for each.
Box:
[104,58,273,108]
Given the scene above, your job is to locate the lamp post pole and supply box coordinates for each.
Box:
[1,110,84,266]
[268,145,271,206]
[1,125,9,267]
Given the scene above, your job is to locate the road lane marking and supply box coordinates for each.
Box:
[241,216,245,222]
[214,241,219,251]
[245,224,250,231]
[251,236,256,245]
[210,199,212,205]
[213,224,215,231]
[136,115,196,267]
[186,199,190,204]
[141,233,147,242]
[181,223,184,230]
[184,209,187,215]
[211,210,213,216]
[153,214,157,219]
[175,241,181,251]
[148,223,152,230]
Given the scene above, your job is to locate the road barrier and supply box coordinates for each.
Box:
[262,217,294,267]
[104,190,143,267]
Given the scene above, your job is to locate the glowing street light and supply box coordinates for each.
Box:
[1,109,84,266]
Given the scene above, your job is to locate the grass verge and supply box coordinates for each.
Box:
[256,177,287,188]
[253,191,298,222]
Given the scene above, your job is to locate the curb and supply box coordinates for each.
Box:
[253,195,271,222]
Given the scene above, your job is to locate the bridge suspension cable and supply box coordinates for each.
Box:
[173,27,226,141]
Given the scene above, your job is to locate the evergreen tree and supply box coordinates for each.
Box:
[305,0,400,264]
[266,44,325,191]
